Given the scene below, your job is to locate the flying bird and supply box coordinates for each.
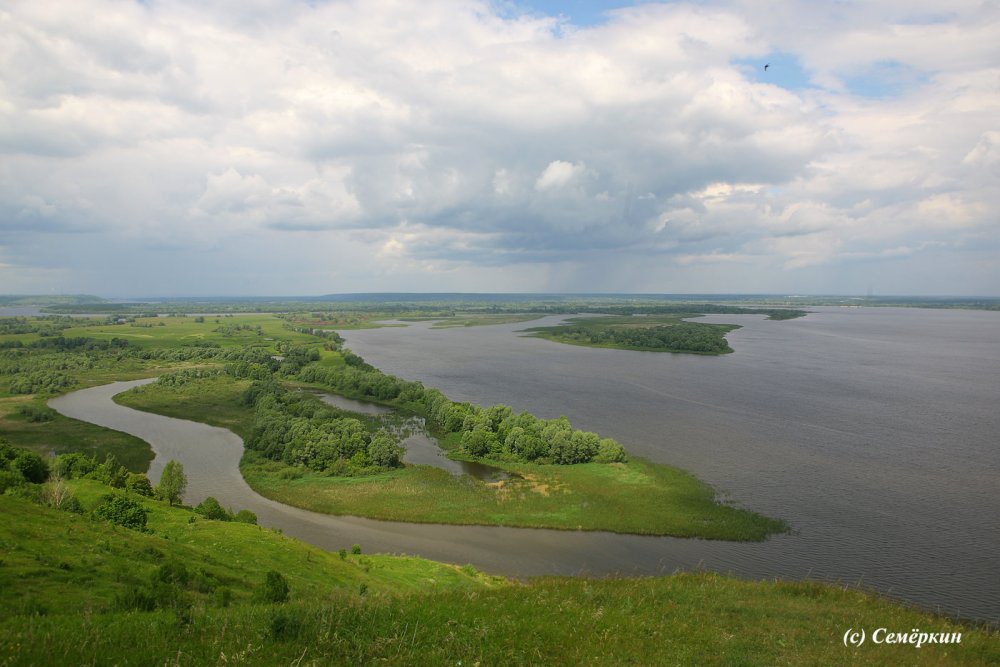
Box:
[764,63,770,71]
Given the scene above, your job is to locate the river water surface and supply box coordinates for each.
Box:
[49,307,1000,623]
[340,307,1000,623]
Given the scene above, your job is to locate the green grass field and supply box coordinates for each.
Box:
[61,313,320,350]
[1,485,995,666]
[0,398,153,472]
[0,480,501,616]
[0,315,319,469]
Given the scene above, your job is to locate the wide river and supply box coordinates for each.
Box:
[50,307,999,623]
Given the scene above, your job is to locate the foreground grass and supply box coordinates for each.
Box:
[1,479,995,665]
[2,568,996,665]
[117,375,785,540]
[0,481,500,619]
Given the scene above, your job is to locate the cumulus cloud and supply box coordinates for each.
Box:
[0,0,997,295]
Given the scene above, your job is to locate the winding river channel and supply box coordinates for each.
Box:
[48,306,1000,623]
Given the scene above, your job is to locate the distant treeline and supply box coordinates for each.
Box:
[41,299,809,320]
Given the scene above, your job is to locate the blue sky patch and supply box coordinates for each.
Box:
[844,60,929,99]
[507,0,636,27]
[735,52,815,91]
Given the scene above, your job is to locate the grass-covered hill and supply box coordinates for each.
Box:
[2,483,997,665]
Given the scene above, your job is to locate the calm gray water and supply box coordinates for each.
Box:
[47,306,1000,623]
[340,307,1000,623]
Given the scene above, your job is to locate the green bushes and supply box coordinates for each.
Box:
[10,450,48,483]
[94,493,148,531]
[193,496,258,524]
[195,496,230,520]
[1,438,49,486]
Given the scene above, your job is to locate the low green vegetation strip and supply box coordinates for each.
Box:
[429,313,545,328]
[242,451,785,539]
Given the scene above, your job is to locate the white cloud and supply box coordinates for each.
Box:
[535,160,589,191]
[0,0,997,295]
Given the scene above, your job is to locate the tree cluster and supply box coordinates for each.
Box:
[244,381,403,475]
[554,322,734,354]
[285,344,630,466]
[421,390,627,464]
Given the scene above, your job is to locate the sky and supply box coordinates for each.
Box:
[2,1,998,297]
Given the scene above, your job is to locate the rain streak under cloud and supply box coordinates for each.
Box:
[2,0,998,296]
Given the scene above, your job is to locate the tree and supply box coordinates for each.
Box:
[125,472,154,497]
[367,431,402,468]
[157,460,187,506]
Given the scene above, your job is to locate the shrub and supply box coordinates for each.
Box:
[351,544,361,555]
[53,453,97,479]
[125,473,154,497]
[367,431,402,468]
[0,469,25,494]
[94,493,148,531]
[234,509,258,524]
[258,570,290,603]
[195,496,231,521]
[11,451,48,484]
[594,438,628,463]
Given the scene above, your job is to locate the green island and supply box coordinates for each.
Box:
[523,314,743,354]
[1,301,997,665]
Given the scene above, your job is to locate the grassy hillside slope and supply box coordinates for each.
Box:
[2,485,996,665]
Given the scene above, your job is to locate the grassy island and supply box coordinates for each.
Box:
[116,370,785,540]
